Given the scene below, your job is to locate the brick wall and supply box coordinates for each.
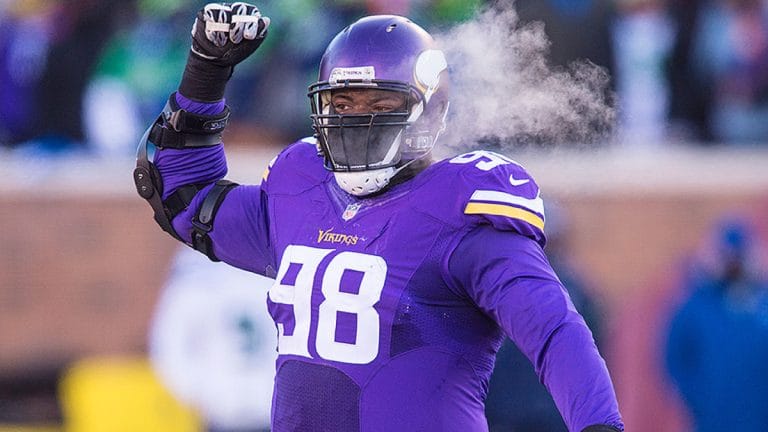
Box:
[0,196,176,375]
[1,146,767,430]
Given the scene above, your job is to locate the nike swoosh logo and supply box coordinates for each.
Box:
[509,174,530,187]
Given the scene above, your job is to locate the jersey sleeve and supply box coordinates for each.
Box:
[448,151,547,247]
[155,151,275,276]
[150,93,278,276]
[445,225,624,432]
[206,137,325,275]
[198,137,323,275]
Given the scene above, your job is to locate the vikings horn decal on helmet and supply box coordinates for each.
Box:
[308,15,450,196]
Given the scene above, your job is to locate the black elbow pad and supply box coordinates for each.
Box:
[133,93,231,241]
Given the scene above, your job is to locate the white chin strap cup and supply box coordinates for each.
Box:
[333,167,396,196]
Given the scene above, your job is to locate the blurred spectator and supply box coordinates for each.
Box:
[84,0,190,155]
[664,216,768,432]
[612,0,675,146]
[3,0,483,152]
[0,1,57,147]
[224,0,361,144]
[5,0,134,154]
[667,0,768,144]
[513,0,617,82]
[485,202,607,432]
[665,0,713,142]
[499,0,618,147]
[149,247,277,432]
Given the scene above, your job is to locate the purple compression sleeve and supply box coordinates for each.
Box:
[153,92,228,201]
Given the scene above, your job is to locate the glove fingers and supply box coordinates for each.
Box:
[260,16,271,37]
[188,2,269,65]
[229,2,265,42]
[203,3,232,47]
[242,17,269,41]
[191,13,217,60]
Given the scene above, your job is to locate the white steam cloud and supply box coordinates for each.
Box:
[434,4,615,154]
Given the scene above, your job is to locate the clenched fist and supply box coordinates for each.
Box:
[190,2,270,67]
[179,2,270,101]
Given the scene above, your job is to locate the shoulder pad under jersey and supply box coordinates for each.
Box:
[421,150,546,246]
[260,137,328,195]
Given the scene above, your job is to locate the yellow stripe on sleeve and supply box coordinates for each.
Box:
[464,202,545,230]
[262,166,270,182]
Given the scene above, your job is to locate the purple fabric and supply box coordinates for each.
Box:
[153,92,228,201]
[154,145,227,201]
[184,184,272,274]
[153,92,271,274]
[447,226,624,432]
[360,347,487,431]
[149,139,624,431]
[175,92,226,115]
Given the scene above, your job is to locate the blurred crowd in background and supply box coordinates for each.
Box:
[0,0,482,156]
[2,0,768,431]
[3,0,768,156]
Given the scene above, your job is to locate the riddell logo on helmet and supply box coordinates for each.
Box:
[329,66,376,86]
[317,228,361,246]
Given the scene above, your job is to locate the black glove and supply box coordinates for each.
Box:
[581,425,622,432]
[179,2,269,102]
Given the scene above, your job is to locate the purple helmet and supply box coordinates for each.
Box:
[308,15,450,196]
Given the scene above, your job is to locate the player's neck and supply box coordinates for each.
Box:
[388,157,433,189]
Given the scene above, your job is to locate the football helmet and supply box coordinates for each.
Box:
[309,15,450,196]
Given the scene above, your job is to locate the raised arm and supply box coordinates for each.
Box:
[133,3,274,274]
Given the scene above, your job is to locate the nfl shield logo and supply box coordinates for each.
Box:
[342,203,362,221]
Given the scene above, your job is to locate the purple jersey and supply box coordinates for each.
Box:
[155,134,623,431]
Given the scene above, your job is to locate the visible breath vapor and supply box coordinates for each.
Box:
[433,4,615,154]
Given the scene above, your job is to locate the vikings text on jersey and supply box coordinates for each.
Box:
[152,96,623,431]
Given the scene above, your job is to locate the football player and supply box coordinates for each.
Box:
[133,3,624,431]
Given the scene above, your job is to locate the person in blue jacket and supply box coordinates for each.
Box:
[665,216,768,432]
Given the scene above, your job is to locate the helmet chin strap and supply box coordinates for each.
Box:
[332,152,431,197]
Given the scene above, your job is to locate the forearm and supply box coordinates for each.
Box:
[143,92,230,246]
[495,281,623,431]
[153,93,228,200]
[448,226,624,432]
[153,134,270,271]
[545,325,622,432]
[155,93,269,268]
[151,0,267,200]
[154,145,227,200]
[175,92,226,115]
[133,2,272,266]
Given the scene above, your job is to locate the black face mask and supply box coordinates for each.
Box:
[319,113,409,172]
